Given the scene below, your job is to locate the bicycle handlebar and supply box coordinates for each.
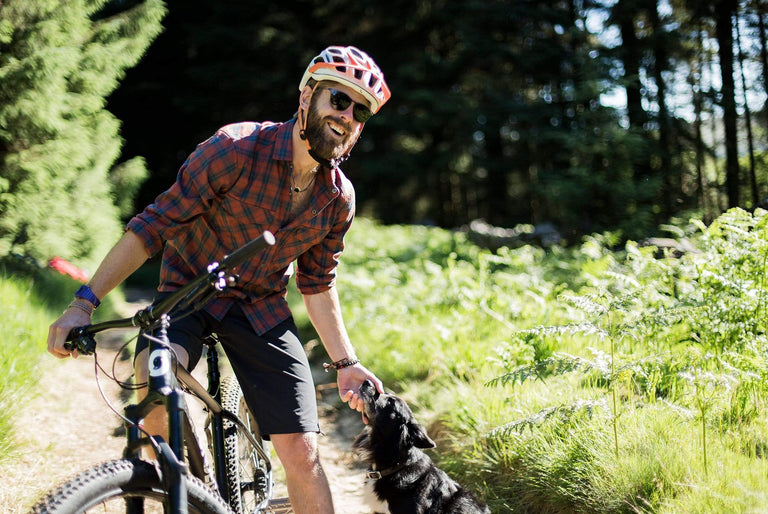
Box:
[65,231,275,355]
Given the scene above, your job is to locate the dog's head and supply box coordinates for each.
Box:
[356,379,436,453]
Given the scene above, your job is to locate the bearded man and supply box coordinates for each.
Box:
[47,45,390,514]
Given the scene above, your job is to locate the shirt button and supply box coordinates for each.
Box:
[331,188,338,194]
[312,209,317,215]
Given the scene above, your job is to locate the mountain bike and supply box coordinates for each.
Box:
[31,231,292,513]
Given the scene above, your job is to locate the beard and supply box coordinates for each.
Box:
[303,96,358,162]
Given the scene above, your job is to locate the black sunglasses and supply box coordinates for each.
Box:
[327,88,373,123]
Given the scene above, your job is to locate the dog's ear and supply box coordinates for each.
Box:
[408,421,436,449]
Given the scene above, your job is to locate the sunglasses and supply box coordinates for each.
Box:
[327,88,373,123]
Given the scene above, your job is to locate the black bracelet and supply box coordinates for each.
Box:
[323,357,360,372]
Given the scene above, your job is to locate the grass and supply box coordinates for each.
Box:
[333,212,768,512]
[5,209,768,512]
[0,274,51,461]
[0,262,123,464]
[0,262,84,462]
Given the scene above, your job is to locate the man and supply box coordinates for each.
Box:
[47,45,390,513]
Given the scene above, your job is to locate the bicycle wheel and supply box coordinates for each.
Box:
[220,375,272,513]
[30,458,232,513]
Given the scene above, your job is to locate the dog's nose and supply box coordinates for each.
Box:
[359,379,376,397]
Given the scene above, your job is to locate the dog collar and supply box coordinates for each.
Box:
[366,463,405,480]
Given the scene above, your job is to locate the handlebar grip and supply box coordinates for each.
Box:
[221,231,275,270]
[64,326,97,355]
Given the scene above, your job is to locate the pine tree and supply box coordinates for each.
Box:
[0,0,165,269]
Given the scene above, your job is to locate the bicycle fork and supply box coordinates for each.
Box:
[124,315,191,514]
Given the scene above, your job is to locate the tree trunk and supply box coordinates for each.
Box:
[757,5,768,114]
[649,0,674,217]
[692,23,710,221]
[715,0,741,208]
[735,8,759,206]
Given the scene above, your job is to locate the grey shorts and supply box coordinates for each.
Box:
[135,301,319,439]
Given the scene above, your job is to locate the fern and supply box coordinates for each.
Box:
[488,399,608,437]
[485,352,599,388]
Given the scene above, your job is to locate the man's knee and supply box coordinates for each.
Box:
[271,432,321,473]
[134,344,190,386]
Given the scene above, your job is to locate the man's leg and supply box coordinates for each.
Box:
[271,432,334,514]
[133,344,190,456]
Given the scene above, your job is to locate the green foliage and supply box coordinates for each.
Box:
[0,265,81,462]
[341,210,768,512]
[6,209,768,510]
[0,0,165,269]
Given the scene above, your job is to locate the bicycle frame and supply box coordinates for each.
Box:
[64,231,275,513]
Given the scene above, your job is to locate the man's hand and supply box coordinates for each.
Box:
[47,308,90,359]
[337,363,383,421]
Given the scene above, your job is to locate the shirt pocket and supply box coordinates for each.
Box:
[216,195,277,252]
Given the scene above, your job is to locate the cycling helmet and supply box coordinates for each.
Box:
[299,45,391,114]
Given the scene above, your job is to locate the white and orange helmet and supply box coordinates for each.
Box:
[299,45,391,114]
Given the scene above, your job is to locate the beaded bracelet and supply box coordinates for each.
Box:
[68,298,94,316]
[323,357,360,372]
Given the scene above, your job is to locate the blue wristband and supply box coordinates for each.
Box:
[74,284,101,308]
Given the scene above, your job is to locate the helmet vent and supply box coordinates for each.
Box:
[299,45,390,112]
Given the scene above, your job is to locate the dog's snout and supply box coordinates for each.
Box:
[359,379,378,399]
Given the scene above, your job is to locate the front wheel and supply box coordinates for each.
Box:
[220,375,273,513]
[30,458,232,513]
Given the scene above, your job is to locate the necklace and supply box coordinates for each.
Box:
[290,165,318,194]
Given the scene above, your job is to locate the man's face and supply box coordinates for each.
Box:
[303,84,369,162]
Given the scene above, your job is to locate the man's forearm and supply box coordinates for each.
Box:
[86,230,151,302]
[302,287,356,362]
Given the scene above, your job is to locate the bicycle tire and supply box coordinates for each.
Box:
[220,375,272,513]
[30,458,232,513]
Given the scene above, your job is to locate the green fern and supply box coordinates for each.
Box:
[488,399,608,436]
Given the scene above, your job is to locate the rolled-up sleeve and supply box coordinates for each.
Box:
[295,191,355,294]
[126,133,239,257]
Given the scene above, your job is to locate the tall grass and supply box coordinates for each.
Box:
[0,271,64,460]
[338,211,768,512]
[6,209,768,511]
[0,261,123,462]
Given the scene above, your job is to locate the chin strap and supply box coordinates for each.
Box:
[298,83,351,170]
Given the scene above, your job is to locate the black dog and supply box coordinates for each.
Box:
[353,380,490,514]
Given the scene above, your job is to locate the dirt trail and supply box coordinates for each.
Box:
[0,291,371,513]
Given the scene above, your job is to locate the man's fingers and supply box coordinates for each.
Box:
[341,390,365,412]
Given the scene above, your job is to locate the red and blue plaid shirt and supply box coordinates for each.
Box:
[127,119,355,334]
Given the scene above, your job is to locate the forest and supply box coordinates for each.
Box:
[3,0,768,267]
[4,1,768,511]
[108,0,768,243]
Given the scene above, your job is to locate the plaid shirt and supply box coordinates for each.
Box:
[126,119,355,334]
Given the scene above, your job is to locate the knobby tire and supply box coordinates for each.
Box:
[30,458,232,513]
[220,375,272,513]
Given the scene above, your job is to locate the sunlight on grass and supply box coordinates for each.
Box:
[335,212,768,512]
[0,274,50,461]
[7,210,768,512]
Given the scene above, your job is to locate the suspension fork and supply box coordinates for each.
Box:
[123,315,190,513]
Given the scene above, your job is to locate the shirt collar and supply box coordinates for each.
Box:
[271,118,295,162]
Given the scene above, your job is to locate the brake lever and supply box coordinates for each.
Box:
[63,326,97,355]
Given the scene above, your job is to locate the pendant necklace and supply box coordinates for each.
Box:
[290,165,318,194]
